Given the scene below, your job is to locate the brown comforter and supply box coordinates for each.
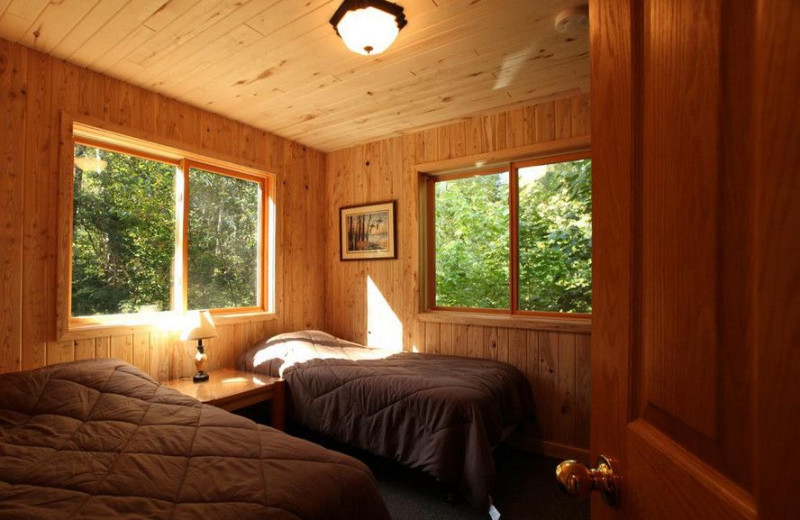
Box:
[236,330,534,509]
[0,359,390,520]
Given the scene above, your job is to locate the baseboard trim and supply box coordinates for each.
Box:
[506,436,590,464]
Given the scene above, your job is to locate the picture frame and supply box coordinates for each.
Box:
[340,200,397,261]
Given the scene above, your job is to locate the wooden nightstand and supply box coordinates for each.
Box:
[163,368,285,430]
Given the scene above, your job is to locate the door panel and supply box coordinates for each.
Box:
[590,0,798,518]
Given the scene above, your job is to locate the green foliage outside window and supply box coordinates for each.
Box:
[518,159,592,313]
[432,158,591,314]
[71,145,263,317]
[71,144,175,316]
[434,172,510,309]
[188,168,260,310]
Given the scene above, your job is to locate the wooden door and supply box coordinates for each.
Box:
[589,0,799,518]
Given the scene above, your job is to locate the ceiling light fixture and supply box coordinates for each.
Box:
[330,0,408,56]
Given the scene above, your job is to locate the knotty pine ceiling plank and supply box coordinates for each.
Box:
[18,0,101,54]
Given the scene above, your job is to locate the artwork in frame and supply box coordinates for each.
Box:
[340,201,397,261]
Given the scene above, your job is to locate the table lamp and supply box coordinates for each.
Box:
[181,310,217,383]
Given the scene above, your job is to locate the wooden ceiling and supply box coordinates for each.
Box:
[0,0,590,152]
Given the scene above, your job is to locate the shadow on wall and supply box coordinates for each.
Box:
[366,275,404,352]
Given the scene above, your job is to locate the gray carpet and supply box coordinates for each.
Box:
[364,445,589,520]
[292,427,589,520]
[238,406,589,519]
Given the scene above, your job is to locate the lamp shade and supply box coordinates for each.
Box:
[181,311,217,341]
[330,0,407,55]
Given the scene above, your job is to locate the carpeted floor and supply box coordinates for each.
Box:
[291,427,589,520]
[238,406,589,520]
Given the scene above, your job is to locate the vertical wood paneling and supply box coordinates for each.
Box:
[0,39,25,374]
[325,93,592,453]
[534,101,555,143]
[537,331,557,440]
[133,333,149,374]
[466,325,483,358]
[110,335,133,364]
[148,332,170,381]
[46,340,73,365]
[495,327,509,364]
[22,49,53,372]
[483,327,498,360]
[507,329,526,372]
[74,338,95,360]
[555,332,576,444]
[0,40,326,380]
[524,331,539,392]
[94,336,109,358]
[425,321,440,354]
[575,333,591,447]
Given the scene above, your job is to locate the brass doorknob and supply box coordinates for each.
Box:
[556,455,619,506]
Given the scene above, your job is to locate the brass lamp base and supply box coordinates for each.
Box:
[193,341,209,384]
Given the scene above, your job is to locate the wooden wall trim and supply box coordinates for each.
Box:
[69,113,299,176]
[508,436,592,465]
[415,134,591,173]
[418,311,591,333]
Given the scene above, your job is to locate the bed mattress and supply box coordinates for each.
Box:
[236,330,534,509]
[0,359,390,520]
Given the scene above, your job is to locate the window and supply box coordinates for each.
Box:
[187,165,262,311]
[68,134,270,326]
[427,153,591,316]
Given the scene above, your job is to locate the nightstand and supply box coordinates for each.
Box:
[163,368,285,430]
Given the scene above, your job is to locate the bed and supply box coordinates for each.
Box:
[0,359,390,520]
[236,330,534,510]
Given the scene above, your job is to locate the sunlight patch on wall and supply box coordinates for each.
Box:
[366,275,403,352]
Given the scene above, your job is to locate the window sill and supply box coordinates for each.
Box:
[60,311,278,340]
[417,310,591,333]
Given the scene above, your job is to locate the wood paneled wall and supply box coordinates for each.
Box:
[0,35,592,456]
[0,39,326,380]
[325,94,592,456]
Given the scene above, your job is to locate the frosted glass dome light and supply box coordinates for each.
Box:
[330,1,407,56]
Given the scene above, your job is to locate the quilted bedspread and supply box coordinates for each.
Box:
[237,330,534,509]
[0,359,390,520]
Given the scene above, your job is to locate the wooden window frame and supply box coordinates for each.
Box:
[425,151,592,319]
[59,125,275,339]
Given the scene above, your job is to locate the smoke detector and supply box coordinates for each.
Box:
[555,5,589,33]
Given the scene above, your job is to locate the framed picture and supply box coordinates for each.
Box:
[340,201,397,261]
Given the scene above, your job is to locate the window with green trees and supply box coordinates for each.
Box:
[429,154,591,315]
[188,167,261,310]
[71,139,267,319]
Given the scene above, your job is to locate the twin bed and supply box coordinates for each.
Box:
[1,330,533,517]
[0,359,388,519]
[236,330,533,510]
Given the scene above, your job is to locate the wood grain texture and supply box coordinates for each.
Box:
[325,94,592,452]
[588,0,633,515]
[588,0,795,516]
[0,38,25,374]
[753,0,800,516]
[0,40,326,380]
[0,0,590,151]
[640,0,720,441]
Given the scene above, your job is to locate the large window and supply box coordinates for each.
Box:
[427,153,591,316]
[70,136,269,323]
